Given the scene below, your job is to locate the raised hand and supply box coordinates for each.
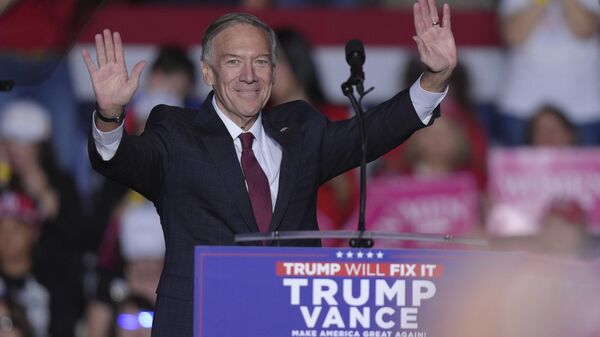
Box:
[413,0,457,91]
[82,29,146,117]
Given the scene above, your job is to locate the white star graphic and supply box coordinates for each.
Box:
[336,251,343,258]
[346,251,354,258]
[356,251,364,258]
[366,251,374,259]
[376,251,384,259]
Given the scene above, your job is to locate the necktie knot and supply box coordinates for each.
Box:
[239,132,254,151]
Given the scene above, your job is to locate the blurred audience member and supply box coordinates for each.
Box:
[529,108,592,256]
[374,57,488,239]
[497,0,600,145]
[492,198,597,259]
[537,198,591,258]
[0,100,84,337]
[515,108,592,258]
[402,117,471,177]
[86,196,164,337]
[124,46,196,135]
[0,191,49,337]
[526,105,578,146]
[118,201,165,303]
[376,57,488,190]
[270,28,327,108]
[0,101,55,219]
[270,27,358,232]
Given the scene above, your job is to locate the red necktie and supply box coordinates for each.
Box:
[239,132,272,233]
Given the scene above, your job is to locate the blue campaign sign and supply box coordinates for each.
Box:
[193,246,533,337]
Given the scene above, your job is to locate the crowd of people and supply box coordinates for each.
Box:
[0,0,598,336]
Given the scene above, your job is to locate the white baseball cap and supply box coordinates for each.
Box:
[0,99,51,143]
[119,202,166,260]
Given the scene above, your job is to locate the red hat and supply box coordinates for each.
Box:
[0,191,39,225]
[545,198,586,224]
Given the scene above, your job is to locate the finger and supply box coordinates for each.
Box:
[128,61,147,91]
[418,0,430,23]
[103,29,116,63]
[81,49,97,74]
[420,0,436,29]
[442,3,451,30]
[114,31,125,65]
[428,0,440,24]
[95,33,107,67]
[414,3,427,35]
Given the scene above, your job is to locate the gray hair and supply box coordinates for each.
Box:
[201,13,278,66]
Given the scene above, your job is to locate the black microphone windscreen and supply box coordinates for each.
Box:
[345,39,365,66]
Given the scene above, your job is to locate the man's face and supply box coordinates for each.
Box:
[0,217,36,261]
[202,23,275,129]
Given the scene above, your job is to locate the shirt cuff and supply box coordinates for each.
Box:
[409,74,448,125]
[92,111,123,161]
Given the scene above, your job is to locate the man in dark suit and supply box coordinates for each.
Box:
[82,0,456,335]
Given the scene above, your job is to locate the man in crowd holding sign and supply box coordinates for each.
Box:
[82,0,456,335]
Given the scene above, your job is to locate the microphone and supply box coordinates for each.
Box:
[345,39,365,94]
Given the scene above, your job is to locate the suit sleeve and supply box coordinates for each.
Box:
[88,105,171,202]
[318,88,440,184]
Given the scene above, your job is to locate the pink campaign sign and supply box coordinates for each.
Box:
[342,174,479,248]
[487,148,600,235]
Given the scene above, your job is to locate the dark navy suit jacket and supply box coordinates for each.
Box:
[89,89,438,337]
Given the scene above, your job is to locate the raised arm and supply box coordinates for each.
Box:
[82,29,146,131]
[560,0,599,38]
[413,0,457,92]
[500,3,546,47]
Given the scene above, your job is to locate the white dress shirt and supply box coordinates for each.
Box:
[212,97,282,211]
[92,78,447,209]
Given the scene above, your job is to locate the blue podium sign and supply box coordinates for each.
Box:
[194,246,600,337]
[195,247,496,337]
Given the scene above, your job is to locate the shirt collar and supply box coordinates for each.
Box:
[212,96,264,143]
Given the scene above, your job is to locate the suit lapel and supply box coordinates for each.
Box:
[263,115,301,232]
[193,97,258,233]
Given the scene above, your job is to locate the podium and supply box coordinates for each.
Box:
[193,246,600,337]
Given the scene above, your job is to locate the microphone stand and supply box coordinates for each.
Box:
[341,76,374,248]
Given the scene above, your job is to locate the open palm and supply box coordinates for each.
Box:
[82,29,146,115]
[413,0,457,74]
